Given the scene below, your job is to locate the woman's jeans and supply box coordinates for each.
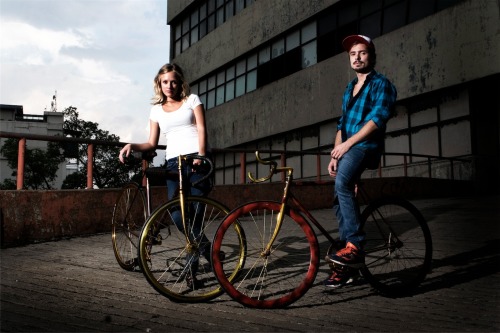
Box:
[333,146,379,249]
[165,155,213,276]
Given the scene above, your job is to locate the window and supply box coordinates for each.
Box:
[190,0,466,109]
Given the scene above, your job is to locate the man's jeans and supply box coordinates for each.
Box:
[333,146,378,249]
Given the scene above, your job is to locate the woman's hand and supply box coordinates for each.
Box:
[119,144,132,163]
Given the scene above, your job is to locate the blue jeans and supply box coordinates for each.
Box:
[166,155,213,275]
[333,146,379,249]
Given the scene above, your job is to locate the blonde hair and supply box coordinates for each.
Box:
[152,63,191,105]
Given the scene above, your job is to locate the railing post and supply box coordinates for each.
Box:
[281,153,286,182]
[240,152,246,184]
[316,154,321,182]
[16,138,26,190]
[87,144,94,189]
[428,157,432,178]
[404,155,408,177]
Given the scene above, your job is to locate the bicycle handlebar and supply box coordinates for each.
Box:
[184,154,214,187]
[129,153,213,187]
[248,151,293,183]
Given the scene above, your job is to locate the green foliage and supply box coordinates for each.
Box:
[62,106,142,189]
[0,138,65,189]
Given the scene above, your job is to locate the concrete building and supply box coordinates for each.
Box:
[0,104,68,189]
[167,0,499,191]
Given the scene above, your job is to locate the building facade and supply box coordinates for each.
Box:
[167,0,500,190]
[0,104,68,189]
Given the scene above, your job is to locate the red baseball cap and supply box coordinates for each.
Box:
[342,35,375,52]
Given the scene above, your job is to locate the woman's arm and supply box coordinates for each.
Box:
[119,119,160,163]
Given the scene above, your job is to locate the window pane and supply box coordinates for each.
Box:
[217,71,225,85]
[383,2,407,34]
[200,4,207,20]
[360,12,381,38]
[286,30,300,51]
[301,21,316,43]
[246,70,257,92]
[216,8,224,27]
[225,80,235,101]
[175,24,182,39]
[191,83,199,95]
[226,65,235,80]
[235,0,244,13]
[409,0,435,23]
[216,85,225,105]
[208,0,216,14]
[236,59,246,76]
[259,47,271,64]
[182,34,189,51]
[207,90,216,109]
[302,41,317,68]
[200,94,207,108]
[318,12,336,36]
[191,10,199,28]
[175,40,181,56]
[272,39,285,58]
[182,17,189,34]
[200,20,207,38]
[198,79,207,94]
[208,75,216,90]
[208,14,215,32]
[360,0,382,16]
[338,4,358,26]
[226,0,234,18]
[236,76,245,97]
[248,53,258,70]
[191,27,199,44]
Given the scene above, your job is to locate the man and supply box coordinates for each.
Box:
[324,35,397,288]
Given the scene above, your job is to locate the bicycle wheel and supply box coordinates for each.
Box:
[111,182,147,271]
[360,197,432,296]
[212,201,319,309]
[138,196,239,302]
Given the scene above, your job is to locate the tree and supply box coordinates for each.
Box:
[62,106,142,189]
[0,138,65,190]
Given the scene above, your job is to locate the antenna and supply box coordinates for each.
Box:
[51,90,57,112]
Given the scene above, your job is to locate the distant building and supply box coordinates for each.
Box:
[167,0,499,192]
[0,104,69,189]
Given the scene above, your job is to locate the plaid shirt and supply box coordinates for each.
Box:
[338,71,397,151]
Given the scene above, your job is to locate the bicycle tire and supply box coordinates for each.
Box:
[138,196,240,302]
[212,201,319,309]
[111,182,147,271]
[360,197,432,296]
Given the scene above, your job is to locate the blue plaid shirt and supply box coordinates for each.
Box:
[338,71,397,151]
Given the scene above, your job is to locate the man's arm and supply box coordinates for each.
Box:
[330,120,378,160]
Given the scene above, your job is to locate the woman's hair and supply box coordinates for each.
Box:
[152,63,191,105]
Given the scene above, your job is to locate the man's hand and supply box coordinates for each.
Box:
[331,141,352,160]
[328,158,338,178]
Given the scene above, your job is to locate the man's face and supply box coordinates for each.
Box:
[348,43,372,74]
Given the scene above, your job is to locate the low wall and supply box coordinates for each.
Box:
[0,177,472,248]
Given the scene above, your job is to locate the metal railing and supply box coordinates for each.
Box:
[0,131,472,190]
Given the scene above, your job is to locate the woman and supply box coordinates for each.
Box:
[119,63,212,288]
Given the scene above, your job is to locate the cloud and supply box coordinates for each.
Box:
[0,0,169,160]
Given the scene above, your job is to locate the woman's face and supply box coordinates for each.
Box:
[159,71,181,100]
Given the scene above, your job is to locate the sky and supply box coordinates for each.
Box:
[0,0,170,152]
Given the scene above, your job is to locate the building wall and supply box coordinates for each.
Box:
[171,0,499,148]
[168,0,500,189]
[0,105,67,188]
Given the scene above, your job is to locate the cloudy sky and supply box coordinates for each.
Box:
[1,0,170,150]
